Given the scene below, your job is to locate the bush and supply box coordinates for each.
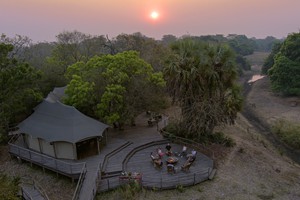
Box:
[272,119,300,149]
[163,123,235,147]
[0,174,20,200]
[209,132,236,147]
[118,181,142,200]
[176,184,185,193]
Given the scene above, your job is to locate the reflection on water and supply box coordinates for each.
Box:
[248,75,265,83]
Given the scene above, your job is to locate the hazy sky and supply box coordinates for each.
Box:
[1,0,300,42]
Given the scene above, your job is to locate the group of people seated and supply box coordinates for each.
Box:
[150,143,173,168]
[150,143,197,173]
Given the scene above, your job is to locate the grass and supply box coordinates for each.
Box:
[272,119,300,150]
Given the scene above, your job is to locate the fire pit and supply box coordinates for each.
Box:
[166,156,179,165]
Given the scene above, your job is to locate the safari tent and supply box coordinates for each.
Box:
[17,100,109,160]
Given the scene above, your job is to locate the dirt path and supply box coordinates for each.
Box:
[243,75,300,164]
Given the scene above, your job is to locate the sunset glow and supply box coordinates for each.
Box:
[1,0,300,42]
[150,11,159,20]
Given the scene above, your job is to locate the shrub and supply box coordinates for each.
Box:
[209,132,236,147]
[272,119,300,149]
[0,174,20,200]
[176,184,185,193]
[119,181,142,200]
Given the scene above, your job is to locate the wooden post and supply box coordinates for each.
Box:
[30,151,32,167]
[52,143,58,158]
[97,137,100,154]
[107,179,110,190]
[105,130,108,145]
[70,164,73,174]
[160,176,162,189]
[193,173,196,185]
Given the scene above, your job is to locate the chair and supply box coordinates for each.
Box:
[153,159,163,168]
[167,164,175,174]
[181,161,192,172]
[151,153,162,168]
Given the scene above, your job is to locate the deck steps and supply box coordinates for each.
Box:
[21,185,45,200]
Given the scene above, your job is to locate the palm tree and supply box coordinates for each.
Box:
[164,39,243,139]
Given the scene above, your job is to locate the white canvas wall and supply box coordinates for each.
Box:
[55,142,76,159]
[40,140,55,157]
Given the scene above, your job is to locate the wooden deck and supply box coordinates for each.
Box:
[9,113,214,199]
[98,142,213,191]
[97,115,214,192]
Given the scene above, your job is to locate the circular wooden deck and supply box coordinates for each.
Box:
[125,143,214,189]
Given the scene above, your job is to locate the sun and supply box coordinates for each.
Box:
[150,11,159,20]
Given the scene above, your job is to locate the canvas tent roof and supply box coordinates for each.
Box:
[45,86,66,103]
[18,100,109,143]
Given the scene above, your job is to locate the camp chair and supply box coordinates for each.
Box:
[151,153,162,168]
[181,161,192,172]
[153,159,163,168]
[167,164,175,174]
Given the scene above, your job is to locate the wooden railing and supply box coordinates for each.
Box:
[101,141,132,173]
[122,139,169,171]
[71,163,87,200]
[160,131,215,160]
[21,176,50,200]
[98,168,212,192]
[88,162,102,200]
[8,143,85,179]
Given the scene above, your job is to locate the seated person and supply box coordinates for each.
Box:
[153,158,163,167]
[150,152,159,160]
[157,147,164,158]
[187,149,197,162]
[180,145,187,157]
[181,161,192,171]
[187,155,195,163]
[165,143,172,156]
[191,149,197,157]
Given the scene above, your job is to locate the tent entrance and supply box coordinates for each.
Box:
[76,138,98,159]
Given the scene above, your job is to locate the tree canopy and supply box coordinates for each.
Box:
[268,32,300,96]
[0,43,42,142]
[164,39,243,139]
[64,51,166,127]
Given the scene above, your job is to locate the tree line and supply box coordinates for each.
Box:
[0,31,280,143]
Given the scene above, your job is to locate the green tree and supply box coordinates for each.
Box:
[111,33,171,71]
[65,51,166,127]
[268,33,300,96]
[64,75,96,116]
[164,39,242,139]
[262,42,282,74]
[0,43,42,142]
[227,34,256,56]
